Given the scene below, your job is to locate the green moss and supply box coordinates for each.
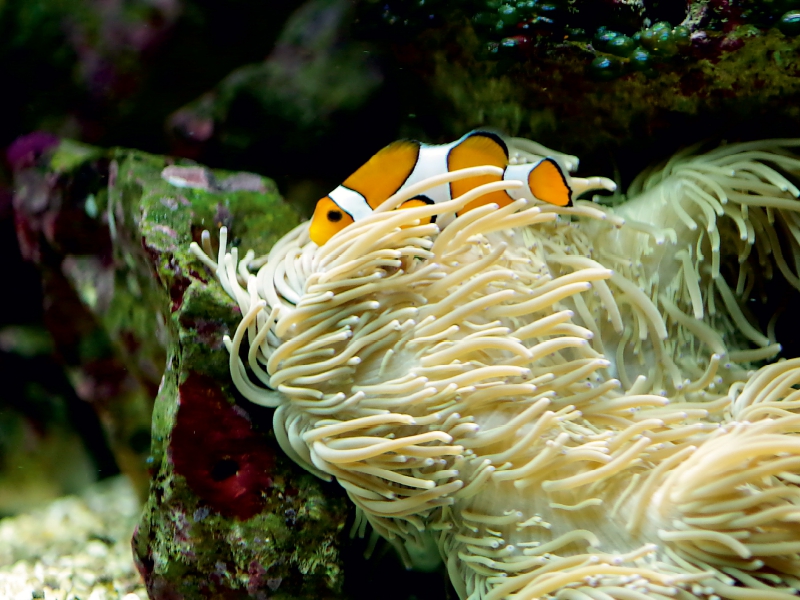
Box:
[697,29,800,97]
[139,457,347,598]
[50,140,104,173]
[102,144,348,596]
[105,148,300,441]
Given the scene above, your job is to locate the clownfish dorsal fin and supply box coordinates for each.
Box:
[528,158,573,207]
[342,139,421,209]
[448,131,510,207]
[448,131,509,172]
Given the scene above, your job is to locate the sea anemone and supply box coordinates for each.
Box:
[191,137,800,599]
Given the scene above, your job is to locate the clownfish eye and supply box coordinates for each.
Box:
[327,210,343,223]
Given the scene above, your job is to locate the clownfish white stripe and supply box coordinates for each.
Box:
[504,163,538,200]
[329,186,373,221]
[400,140,458,205]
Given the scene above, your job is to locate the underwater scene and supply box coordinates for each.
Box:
[5,1,800,599]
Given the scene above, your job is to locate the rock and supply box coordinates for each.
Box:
[352,0,800,181]
[10,134,350,598]
[11,135,160,499]
[0,0,181,148]
[166,0,391,203]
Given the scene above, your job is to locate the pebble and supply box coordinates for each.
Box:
[0,476,147,600]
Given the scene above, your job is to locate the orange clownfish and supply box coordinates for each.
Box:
[309,130,573,246]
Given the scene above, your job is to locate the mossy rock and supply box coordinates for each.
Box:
[12,135,350,599]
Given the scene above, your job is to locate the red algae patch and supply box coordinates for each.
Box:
[170,373,275,520]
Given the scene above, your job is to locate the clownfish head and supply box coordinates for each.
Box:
[309,196,355,246]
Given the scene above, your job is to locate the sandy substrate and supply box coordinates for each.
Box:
[0,476,147,600]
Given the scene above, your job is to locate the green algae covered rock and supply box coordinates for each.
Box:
[11,135,350,599]
[352,0,800,181]
[117,154,349,599]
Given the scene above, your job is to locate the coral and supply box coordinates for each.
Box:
[200,136,800,598]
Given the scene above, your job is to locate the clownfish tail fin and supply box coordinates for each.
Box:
[528,157,573,207]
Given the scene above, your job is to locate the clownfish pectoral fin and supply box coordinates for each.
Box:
[309,196,355,246]
[399,195,436,225]
[343,139,421,209]
[528,158,573,207]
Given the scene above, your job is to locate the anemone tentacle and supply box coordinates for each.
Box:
[189,138,800,599]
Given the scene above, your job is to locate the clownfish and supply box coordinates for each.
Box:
[309,130,574,246]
